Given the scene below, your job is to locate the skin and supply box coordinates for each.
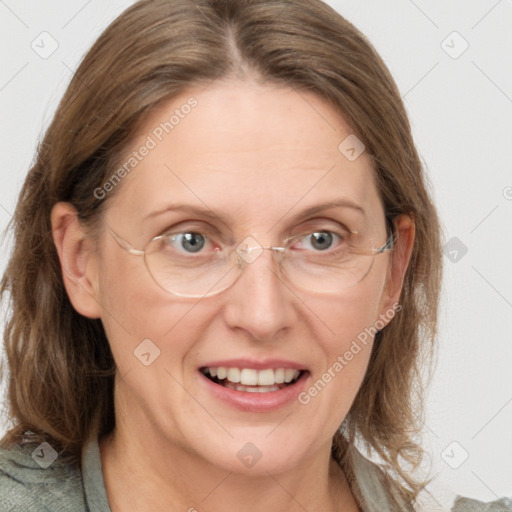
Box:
[51,78,415,511]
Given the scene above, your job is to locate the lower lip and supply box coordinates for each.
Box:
[199,371,309,412]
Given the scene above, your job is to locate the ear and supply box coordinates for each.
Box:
[379,213,415,315]
[51,202,102,319]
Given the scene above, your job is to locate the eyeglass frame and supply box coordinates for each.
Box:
[104,216,398,297]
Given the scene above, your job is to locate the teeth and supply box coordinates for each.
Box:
[284,369,296,383]
[257,369,275,386]
[240,369,258,386]
[274,368,285,384]
[204,367,301,386]
[223,381,280,393]
[227,368,240,383]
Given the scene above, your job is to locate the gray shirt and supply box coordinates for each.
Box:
[0,435,510,511]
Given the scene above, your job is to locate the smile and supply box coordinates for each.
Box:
[201,366,303,392]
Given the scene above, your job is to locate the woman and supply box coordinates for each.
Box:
[0,0,505,510]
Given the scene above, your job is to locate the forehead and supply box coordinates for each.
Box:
[108,80,384,232]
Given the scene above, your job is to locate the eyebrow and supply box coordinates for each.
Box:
[143,199,366,225]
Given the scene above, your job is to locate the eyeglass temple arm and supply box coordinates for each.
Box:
[373,217,398,254]
[385,217,399,249]
[106,224,145,256]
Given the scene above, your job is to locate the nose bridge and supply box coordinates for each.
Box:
[234,234,282,265]
[248,244,284,264]
[234,243,289,288]
[224,242,295,340]
[236,244,285,289]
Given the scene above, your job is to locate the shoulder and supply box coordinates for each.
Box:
[343,445,415,512]
[451,496,512,511]
[0,439,86,512]
[345,447,512,512]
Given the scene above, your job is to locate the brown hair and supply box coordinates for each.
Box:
[0,0,442,504]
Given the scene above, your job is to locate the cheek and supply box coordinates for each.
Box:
[310,273,386,402]
[95,249,205,372]
[319,271,385,351]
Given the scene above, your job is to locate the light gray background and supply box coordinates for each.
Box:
[1,1,511,510]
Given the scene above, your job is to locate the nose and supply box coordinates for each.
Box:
[222,246,297,342]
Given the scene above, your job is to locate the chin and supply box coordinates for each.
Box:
[193,433,314,476]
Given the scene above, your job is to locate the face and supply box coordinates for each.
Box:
[72,79,409,475]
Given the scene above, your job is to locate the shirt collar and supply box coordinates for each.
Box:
[82,434,112,512]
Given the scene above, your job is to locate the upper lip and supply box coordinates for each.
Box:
[199,358,309,371]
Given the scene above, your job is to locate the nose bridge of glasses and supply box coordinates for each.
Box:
[234,236,287,270]
[260,245,286,266]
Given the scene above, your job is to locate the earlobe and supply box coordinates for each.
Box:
[51,202,102,319]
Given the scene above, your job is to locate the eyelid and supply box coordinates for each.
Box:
[295,215,353,230]
[287,221,354,240]
[159,222,225,241]
[285,229,351,250]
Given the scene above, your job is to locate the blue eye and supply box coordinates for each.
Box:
[169,233,207,253]
[298,231,343,252]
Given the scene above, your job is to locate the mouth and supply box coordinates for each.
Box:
[200,366,306,393]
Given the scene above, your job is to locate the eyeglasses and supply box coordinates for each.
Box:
[106,220,397,298]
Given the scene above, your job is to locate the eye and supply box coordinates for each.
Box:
[164,232,211,254]
[294,231,345,252]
